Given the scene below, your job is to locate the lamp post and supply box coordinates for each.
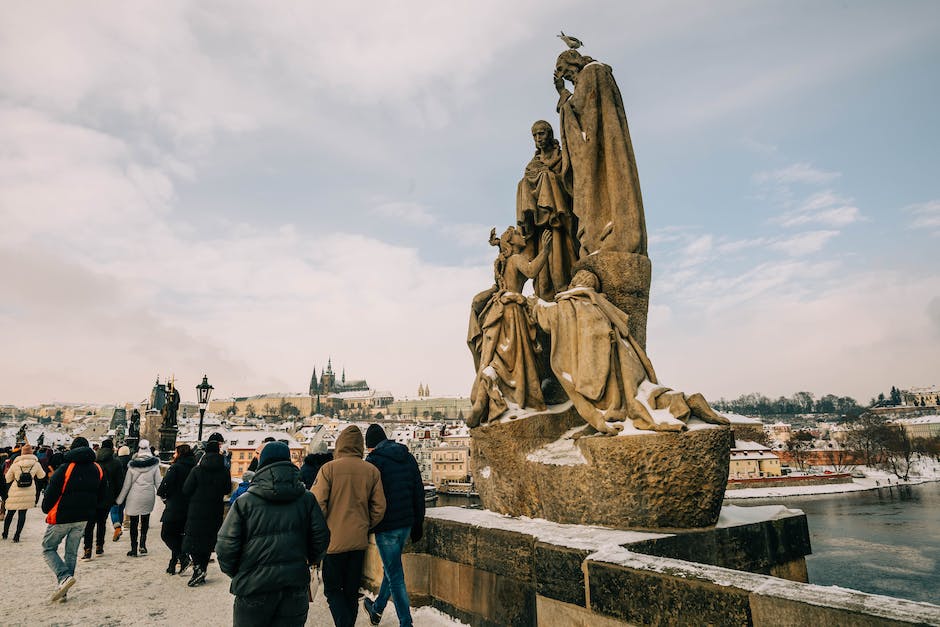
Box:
[196,374,214,442]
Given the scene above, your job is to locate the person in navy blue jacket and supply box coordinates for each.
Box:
[361,424,425,627]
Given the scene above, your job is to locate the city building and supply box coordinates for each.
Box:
[217,429,304,477]
[385,396,472,420]
[894,415,940,439]
[902,386,940,407]
[729,440,782,479]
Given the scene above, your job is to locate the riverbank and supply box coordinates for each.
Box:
[725,458,940,499]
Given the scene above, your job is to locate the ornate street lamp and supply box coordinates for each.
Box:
[196,374,214,442]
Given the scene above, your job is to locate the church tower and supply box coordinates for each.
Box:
[321,358,336,395]
[309,367,318,395]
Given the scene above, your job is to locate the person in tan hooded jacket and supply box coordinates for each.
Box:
[312,425,386,627]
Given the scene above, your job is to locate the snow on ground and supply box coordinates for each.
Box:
[0,499,467,626]
[725,458,940,499]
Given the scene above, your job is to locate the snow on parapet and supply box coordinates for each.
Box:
[526,426,588,466]
[717,504,803,527]
[426,506,667,551]
[587,548,940,625]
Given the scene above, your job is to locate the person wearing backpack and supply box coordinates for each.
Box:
[40,436,107,603]
[3,443,46,542]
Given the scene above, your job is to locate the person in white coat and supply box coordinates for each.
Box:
[116,440,161,557]
[3,444,46,542]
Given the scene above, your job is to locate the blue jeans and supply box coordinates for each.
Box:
[42,521,85,583]
[109,504,124,526]
[374,526,412,627]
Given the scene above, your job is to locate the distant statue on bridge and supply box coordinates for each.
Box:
[161,380,181,428]
[128,409,141,439]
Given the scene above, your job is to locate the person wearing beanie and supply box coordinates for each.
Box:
[246,436,276,472]
[217,441,329,627]
[81,438,124,559]
[362,424,425,627]
[3,443,46,542]
[115,440,161,557]
[40,435,107,602]
[300,452,333,490]
[157,444,197,575]
[182,435,232,587]
[313,425,386,627]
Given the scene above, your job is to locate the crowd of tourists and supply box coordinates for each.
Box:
[0,423,426,626]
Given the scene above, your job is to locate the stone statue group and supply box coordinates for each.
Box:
[467,39,728,435]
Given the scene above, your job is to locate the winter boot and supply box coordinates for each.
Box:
[166,558,177,575]
[139,544,148,555]
[95,544,104,556]
[127,543,138,557]
[178,554,192,574]
[81,547,93,560]
[112,526,122,542]
[187,564,207,587]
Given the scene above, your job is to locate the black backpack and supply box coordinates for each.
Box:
[16,464,34,488]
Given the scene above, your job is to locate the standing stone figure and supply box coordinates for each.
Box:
[531,270,729,434]
[15,423,28,445]
[467,228,552,427]
[161,381,180,428]
[128,409,141,440]
[516,120,578,300]
[554,47,647,257]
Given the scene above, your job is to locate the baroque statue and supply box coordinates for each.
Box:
[467,228,552,427]
[516,120,578,300]
[531,270,729,434]
[128,409,141,439]
[554,46,647,256]
[161,379,181,428]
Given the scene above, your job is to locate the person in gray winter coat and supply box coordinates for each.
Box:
[116,440,161,557]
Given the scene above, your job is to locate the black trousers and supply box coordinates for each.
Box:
[191,550,211,572]
[233,587,309,627]
[129,514,150,549]
[161,519,185,560]
[322,550,365,627]
[83,507,109,550]
[3,509,27,539]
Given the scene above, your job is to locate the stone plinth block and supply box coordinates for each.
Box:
[471,408,732,529]
[573,251,651,348]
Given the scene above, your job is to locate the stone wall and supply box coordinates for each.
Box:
[727,473,854,490]
[361,508,940,626]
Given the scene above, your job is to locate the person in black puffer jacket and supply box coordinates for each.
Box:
[82,439,123,558]
[217,442,330,627]
[158,444,197,575]
[182,440,231,587]
[299,452,333,490]
[361,424,425,627]
[40,437,107,602]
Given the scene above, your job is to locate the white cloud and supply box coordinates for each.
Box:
[648,269,940,402]
[769,230,840,256]
[779,206,861,228]
[372,201,437,227]
[754,162,840,185]
[906,200,940,234]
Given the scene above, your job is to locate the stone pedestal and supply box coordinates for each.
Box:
[574,251,651,348]
[471,408,732,529]
[158,426,178,462]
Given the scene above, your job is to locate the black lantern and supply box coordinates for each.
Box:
[196,374,214,442]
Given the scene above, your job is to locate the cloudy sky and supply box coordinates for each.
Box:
[2,1,938,407]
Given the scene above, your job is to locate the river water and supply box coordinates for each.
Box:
[432,483,940,604]
[730,481,940,604]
